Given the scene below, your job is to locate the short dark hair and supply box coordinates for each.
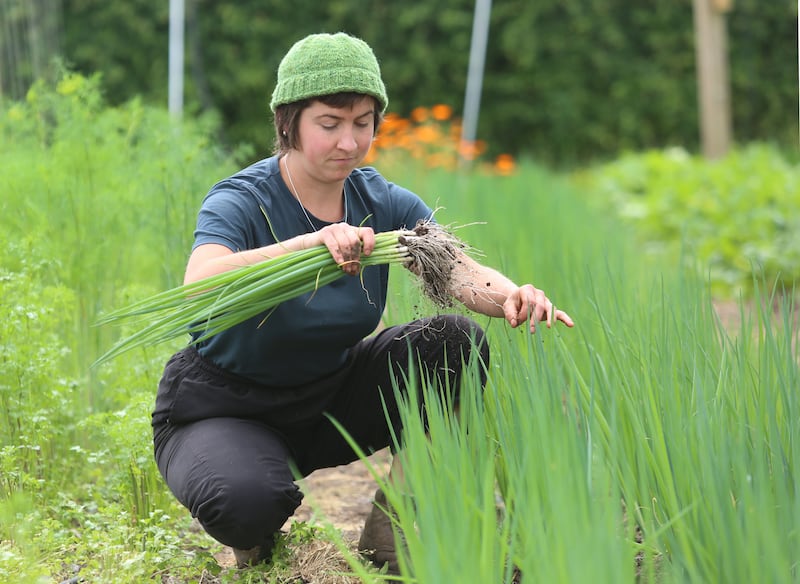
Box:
[272,93,384,155]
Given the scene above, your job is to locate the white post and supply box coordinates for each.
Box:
[168,0,185,118]
[461,0,492,161]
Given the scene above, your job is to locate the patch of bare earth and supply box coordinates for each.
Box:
[713,296,799,359]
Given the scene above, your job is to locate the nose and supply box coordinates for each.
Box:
[337,126,358,152]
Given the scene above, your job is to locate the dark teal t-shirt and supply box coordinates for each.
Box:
[192,155,433,386]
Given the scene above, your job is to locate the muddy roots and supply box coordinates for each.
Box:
[399,219,469,308]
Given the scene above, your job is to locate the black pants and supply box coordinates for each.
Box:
[152,314,488,550]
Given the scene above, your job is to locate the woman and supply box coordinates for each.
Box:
[152,32,574,574]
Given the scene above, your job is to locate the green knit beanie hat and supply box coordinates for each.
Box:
[270,32,388,113]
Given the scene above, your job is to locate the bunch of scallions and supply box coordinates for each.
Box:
[93,221,462,367]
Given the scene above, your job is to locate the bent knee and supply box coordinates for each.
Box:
[194,478,303,549]
[438,314,490,368]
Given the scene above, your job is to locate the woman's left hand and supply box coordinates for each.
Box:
[503,284,575,332]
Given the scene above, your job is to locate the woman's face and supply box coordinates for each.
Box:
[294,96,376,183]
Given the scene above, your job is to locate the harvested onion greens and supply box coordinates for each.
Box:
[93,222,463,367]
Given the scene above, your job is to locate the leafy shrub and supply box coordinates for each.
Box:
[574,144,800,297]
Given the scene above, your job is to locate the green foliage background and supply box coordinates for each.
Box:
[574,144,800,297]
[3,0,796,164]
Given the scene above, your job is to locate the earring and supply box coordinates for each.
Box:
[282,131,288,137]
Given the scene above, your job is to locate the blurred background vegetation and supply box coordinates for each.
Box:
[1,0,797,165]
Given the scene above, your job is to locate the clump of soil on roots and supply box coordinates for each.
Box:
[401,219,472,308]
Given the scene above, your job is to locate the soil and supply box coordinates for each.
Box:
[292,450,391,541]
[712,296,799,356]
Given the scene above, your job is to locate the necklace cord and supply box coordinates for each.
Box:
[283,153,348,232]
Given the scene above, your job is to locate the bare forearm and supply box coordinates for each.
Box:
[450,255,517,317]
[184,223,374,284]
[446,251,575,331]
[184,233,314,284]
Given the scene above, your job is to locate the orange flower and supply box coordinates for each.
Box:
[364,105,507,172]
[458,139,487,161]
[457,140,478,161]
[431,104,453,121]
[425,152,457,170]
[363,147,378,164]
[449,123,462,141]
[380,112,406,133]
[414,125,441,144]
[410,106,429,123]
[494,153,516,175]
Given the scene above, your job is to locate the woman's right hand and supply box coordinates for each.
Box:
[310,223,375,276]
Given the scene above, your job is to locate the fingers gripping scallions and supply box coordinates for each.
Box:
[93,222,462,367]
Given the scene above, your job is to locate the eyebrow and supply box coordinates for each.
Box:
[314,109,374,121]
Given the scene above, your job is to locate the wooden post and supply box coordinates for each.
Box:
[692,0,733,159]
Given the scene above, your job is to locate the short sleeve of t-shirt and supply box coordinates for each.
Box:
[193,182,267,253]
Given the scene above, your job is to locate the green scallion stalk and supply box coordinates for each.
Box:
[93,229,414,367]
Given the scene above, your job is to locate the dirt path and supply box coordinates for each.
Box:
[291,449,392,541]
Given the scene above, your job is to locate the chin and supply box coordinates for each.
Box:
[331,162,360,178]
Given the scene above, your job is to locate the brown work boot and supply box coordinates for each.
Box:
[358,489,404,575]
[232,533,277,568]
[233,544,268,568]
